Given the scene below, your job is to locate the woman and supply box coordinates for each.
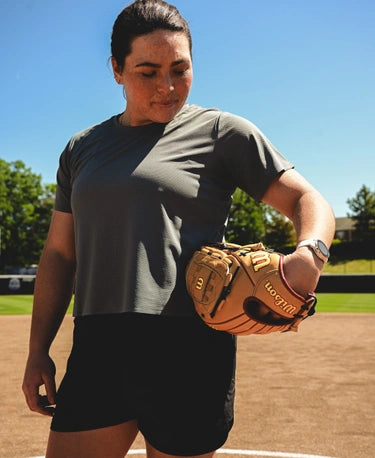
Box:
[22,1,335,457]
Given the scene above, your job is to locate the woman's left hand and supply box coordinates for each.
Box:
[282,247,325,298]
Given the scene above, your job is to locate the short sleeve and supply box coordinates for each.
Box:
[214,112,294,201]
[54,143,73,213]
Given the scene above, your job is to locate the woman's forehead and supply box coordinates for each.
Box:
[128,30,191,63]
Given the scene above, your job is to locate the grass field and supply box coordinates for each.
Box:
[323,258,375,273]
[0,295,74,315]
[316,293,375,313]
[0,293,373,315]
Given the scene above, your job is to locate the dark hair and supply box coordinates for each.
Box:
[111,0,192,71]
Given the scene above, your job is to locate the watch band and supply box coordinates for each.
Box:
[296,239,330,263]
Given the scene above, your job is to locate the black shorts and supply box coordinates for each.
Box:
[51,313,237,456]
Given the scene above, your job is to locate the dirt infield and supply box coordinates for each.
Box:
[0,313,374,458]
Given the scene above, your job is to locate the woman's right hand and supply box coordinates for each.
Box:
[22,352,57,416]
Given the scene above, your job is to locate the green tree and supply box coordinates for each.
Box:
[264,206,296,249]
[226,188,297,248]
[0,159,55,271]
[226,188,266,244]
[347,185,375,242]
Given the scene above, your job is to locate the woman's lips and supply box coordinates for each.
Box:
[153,100,177,107]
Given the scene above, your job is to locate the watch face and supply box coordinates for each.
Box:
[317,240,330,257]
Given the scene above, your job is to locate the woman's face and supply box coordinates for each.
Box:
[113,29,193,126]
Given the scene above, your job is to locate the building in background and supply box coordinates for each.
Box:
[335,217,355,241]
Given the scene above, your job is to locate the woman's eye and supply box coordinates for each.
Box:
[174,69,188,76]
[142,72,156,78]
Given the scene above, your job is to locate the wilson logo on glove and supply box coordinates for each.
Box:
[264,281,297,314]
[186,242,316,335]
[248,251,271,272]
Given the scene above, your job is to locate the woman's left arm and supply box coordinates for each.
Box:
[262,169,336,297]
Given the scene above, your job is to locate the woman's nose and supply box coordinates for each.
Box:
[156,74,174,94]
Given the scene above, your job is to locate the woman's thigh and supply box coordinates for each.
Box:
[46,420,139,458]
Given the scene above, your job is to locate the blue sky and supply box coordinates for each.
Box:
[1,0,374,217]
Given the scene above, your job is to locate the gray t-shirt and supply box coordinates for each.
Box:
[55,104,293,317]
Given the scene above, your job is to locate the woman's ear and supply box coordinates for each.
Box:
[111,57,123,84]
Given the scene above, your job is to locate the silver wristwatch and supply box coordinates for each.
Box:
[296,239,330,263]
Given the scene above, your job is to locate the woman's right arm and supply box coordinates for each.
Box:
[22,210,76,416]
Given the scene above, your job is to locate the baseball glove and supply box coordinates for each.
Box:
[186,242,316,335]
